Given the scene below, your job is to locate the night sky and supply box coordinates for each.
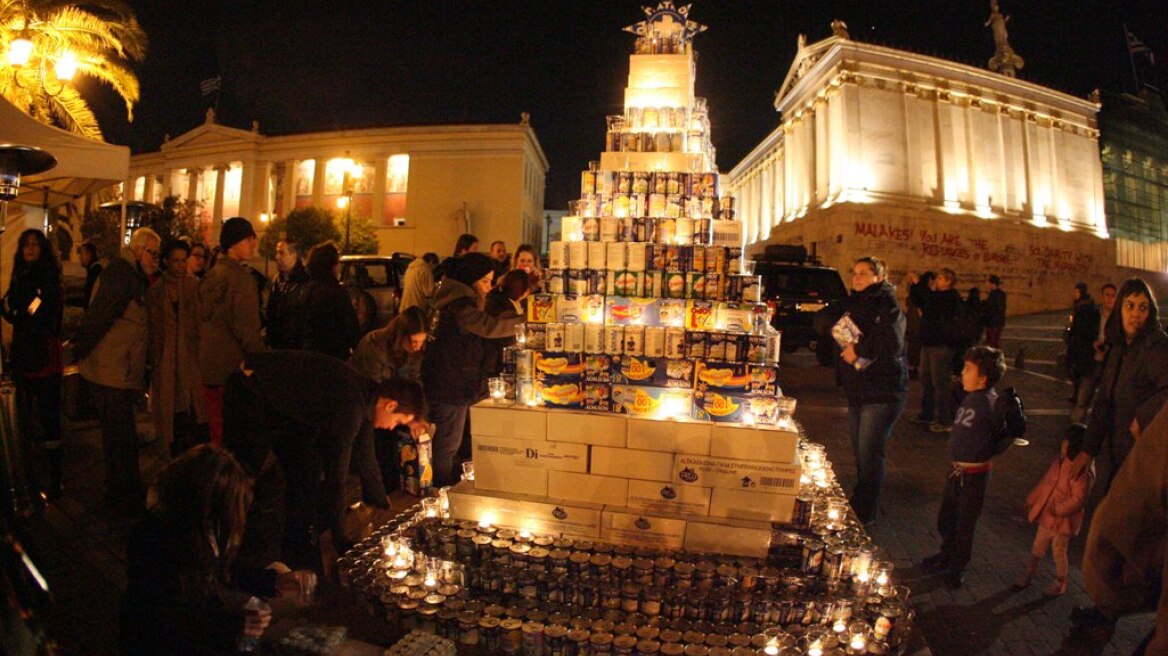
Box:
[86,1,1166,210]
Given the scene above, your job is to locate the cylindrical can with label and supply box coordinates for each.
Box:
[644,271,664,298]
[747,336,767,364]
[704,273,721,301]
[600,217,621,243]
[663,272,687,300]
[589,270,607,296]
[656,218,675,244]
[626,244,647,272]
[549,242,569,270]
[605,325,625,356]
[526,324,547,350]
[648,193,666,218]
[686,332,708,359]
[651,172,668,195]
[633,172,650,195]
[644,327,666,358]
[611,194,630,220]
[617,171,633,194]
[691,245,706,273]
[546,270,566,295]
[686,272,706,300]
[630,193,647,219]
[584,324,605,354]
[619,217,637,242]
[740,276,762,303]
[766,332,781,364]
[596,170,614,197]
[664,195,682,220]
[568,242,588,269]
[581,171,597,196]
[588,242,607,271]
[675,216,694,244]
[623,325,645,357]
[724,275,742,302]
[565,323,585,353]
[606,242,627,271]
[546,323,566,352]
[613,271,643,297]
[665,328,687,359]
[516,349,535,380]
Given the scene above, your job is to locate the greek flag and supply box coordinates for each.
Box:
[199,76,222,95]
[1126,28,1155,64]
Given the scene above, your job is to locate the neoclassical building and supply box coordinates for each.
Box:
[125,110,549,256]
[725,26,1148,314]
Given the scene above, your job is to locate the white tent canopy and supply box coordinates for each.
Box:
[0,96,129,209]
[0,96,129,293]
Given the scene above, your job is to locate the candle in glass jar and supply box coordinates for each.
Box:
[462,462,476,482]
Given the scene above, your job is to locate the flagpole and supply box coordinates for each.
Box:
[1124,23,1140,92]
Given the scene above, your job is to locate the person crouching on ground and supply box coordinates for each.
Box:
[1015,423,1094,596]
[921,346,1007,589]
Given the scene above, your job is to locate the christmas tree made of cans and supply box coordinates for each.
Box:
[512,1,789,426]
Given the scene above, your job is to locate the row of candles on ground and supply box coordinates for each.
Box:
[342,513,910,655]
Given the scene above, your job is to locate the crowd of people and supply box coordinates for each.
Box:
[2,219,541,651]
[820,259,1166,652]
[5,221,1166,651]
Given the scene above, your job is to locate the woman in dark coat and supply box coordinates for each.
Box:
[121,445,309,655]
[1073,277,1168,491]
[422,253,523,487]
[300,241,360,360]
[830,256,908,524]
[2,229,65,497]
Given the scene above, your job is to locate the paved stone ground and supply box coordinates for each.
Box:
[786,312,1156,656]
[12,311,1158,655]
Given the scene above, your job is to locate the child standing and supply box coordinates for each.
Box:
[1015,423,1095,596]
[921,346,1008,588]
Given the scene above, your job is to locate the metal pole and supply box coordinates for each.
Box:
[344,199,351,252]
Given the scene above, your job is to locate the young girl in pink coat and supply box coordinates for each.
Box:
[1015,424,1095,596]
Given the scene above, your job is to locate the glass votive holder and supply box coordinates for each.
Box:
[488,377,507,404]
[873,561,894,596]
[421,497,441,519]
[462,461,476,482]
[515,324,528,345]
[846,621,869,655]
[825,500,849,531]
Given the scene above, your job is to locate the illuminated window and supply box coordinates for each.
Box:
[387,154,409,194]
[295,160,315,197]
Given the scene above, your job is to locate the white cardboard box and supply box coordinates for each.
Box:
[548,471,629,507]
[625,479,711,516]
[627,417,711,455]
[447,484,603,537]
[672,454,801,494]
[471,403,548,441]
[590,446,675,482]
[473,436,588,473]
[709,425,799,463]
[547,410,628,447]
[600,509,686,550]
[709,487,797,523]
[684,517,773,558]
[474,459,548,497]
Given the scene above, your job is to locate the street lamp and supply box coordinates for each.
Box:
[0,143,57,517]
[336,156,363,252]
[5,19,79,97]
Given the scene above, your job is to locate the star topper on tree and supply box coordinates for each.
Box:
[623,1,707,43]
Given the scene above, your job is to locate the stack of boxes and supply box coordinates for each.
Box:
[453,404,802,559]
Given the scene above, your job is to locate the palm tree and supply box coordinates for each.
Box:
[0,0,147,139]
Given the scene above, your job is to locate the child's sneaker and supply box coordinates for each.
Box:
[1044,577,1067,597]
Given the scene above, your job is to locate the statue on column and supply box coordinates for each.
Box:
[831,19,849,40]
[985,0,1024,78]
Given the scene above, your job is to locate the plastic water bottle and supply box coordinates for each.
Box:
[237,596,268,652]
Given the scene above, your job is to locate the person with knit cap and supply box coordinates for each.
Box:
[422,253,524,486]
[199,217,264,445]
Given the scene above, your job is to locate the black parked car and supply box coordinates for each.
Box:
[754,246,848,365]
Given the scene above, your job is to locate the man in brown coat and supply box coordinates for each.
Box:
[199,217,264,444]
[1074,402,1168,653]
[74,227,161,514]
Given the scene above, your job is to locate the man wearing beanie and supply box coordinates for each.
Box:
[422,252,524,486]
[199,217,264,444]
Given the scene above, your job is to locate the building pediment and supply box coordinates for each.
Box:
[774,36,840,111]
[161,122,263,153]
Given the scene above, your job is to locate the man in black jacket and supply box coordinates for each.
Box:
[908,268,962,433]
[223,350,424,570]
[1067,282,1101,405]
[265,238,308,349]
[983,275,1007,348]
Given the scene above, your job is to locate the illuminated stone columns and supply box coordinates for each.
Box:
[212,162,230,243]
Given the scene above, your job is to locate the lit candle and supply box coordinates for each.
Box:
[849,635,867,654]
[833,619,847,635]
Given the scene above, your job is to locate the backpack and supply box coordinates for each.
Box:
[991,386,1027,455]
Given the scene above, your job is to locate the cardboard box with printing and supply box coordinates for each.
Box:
[601,509,686,550]
[547,410,627,447]
[673,454,801,494]
[447,483,603,537]
[548,471,629,507]
[709,487,797,523]
[709,424,799,463]
[473,436,588,473]
[471,403,547,441]
[626,417,711,455]
[473,459,547,496]
[590,446,675,482]
[684,517,773,558]
[626,480,711,516]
